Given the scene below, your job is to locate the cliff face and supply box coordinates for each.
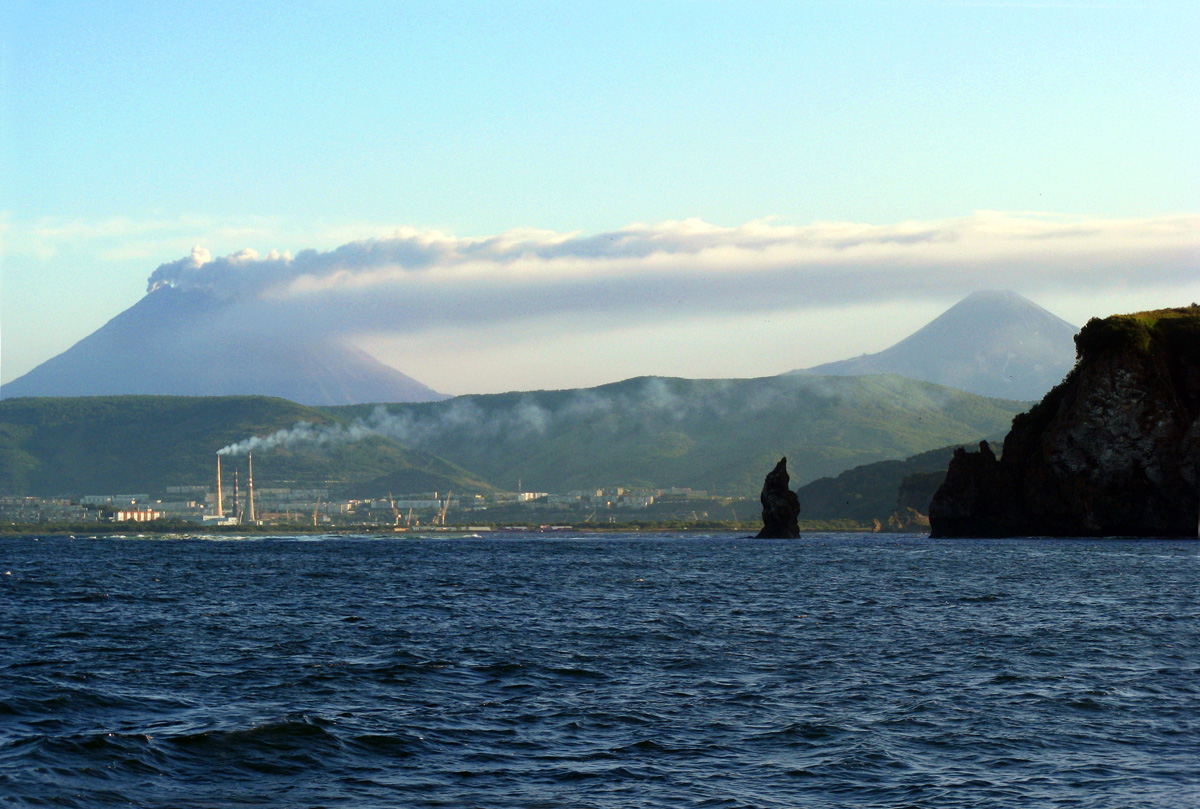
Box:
[930,307,1200,537]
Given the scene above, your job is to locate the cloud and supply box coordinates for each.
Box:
[142,212,1200,339]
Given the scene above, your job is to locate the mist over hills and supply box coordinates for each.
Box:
[0,375,1026,499]
[0,286,446,406]
[0,285,1052,499]
[332,374,1029,495]
[0,395,491,497]
[793,291,1079,401]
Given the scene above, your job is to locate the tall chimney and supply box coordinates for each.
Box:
[215,454,224,518]
[233,468,241,524]
[247,453,256,524]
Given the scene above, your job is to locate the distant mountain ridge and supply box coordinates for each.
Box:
[0,286,446,406]
[0,376,1027,498]
[334,373,1030,495]
[792,291,1079,400]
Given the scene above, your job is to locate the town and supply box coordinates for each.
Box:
[0,483,756,531]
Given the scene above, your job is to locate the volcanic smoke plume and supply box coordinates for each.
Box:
[143,214,1200,341]
[4,213,1196,404]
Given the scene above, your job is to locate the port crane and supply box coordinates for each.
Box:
[388,493,401,529]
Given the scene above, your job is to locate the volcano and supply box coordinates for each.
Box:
[792,291,1079,400]
[1,286,446,405]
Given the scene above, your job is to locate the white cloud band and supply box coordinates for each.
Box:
[143,211,1200,336]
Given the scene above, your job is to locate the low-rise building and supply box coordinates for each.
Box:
[112,508,163,522]
[1,496,99,524]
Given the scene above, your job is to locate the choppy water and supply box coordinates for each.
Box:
[1,532,1196,808]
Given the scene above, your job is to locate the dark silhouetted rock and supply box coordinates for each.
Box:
[756,457,801,538]
[930,306,1200,537]
[927,441,1018,537]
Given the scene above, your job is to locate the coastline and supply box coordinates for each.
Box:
[0,517,880,538]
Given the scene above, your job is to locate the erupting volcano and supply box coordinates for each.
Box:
[0,285,445,406]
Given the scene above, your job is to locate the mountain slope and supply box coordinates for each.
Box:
[793,291,1078,400]
[1,287,445,406]
[1,374,1026,499]
[330,373,1030,495]
[0,395,492,497]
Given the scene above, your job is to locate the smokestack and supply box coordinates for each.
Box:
[215,454,224,518]
[247,453,256,523]
[233,467,241,524]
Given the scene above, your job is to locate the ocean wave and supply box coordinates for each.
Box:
[2,533,1196,808]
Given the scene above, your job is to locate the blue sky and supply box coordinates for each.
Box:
[3,0,1198,394]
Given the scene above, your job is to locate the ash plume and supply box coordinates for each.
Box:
[145,213,1200,342]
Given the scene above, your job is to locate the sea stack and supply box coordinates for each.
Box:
[756,457,801,538]
[929,306,1200,537]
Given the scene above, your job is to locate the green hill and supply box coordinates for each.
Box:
[0,395,494,497]
[795,439,1004,523]
[0,376,1028,500]
[330,374,1029,496]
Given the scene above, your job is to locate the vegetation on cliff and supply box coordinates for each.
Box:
[930,305,1200,537]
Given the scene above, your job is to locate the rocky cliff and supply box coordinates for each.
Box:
[929,306,1200,537]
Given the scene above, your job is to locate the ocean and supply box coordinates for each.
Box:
[1,532,1196,808]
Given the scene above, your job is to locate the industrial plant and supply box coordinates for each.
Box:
[0,438,746,531]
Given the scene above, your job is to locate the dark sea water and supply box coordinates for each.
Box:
[1,532,1196,808]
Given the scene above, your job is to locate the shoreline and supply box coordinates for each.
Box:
[0,518,886,538]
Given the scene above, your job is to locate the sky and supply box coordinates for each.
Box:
[2,0,1197,395]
